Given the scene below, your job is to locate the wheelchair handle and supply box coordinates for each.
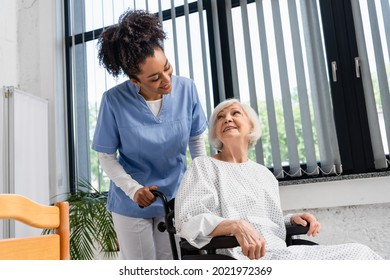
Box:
[151,190,179,260]
[150,190,170,215]
[137,190,171,216]
[137,189,168,208]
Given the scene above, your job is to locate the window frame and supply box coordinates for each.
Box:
[64,0,390,191]
[319,0,376,174]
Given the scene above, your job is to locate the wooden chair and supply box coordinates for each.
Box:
[0,194,70,260]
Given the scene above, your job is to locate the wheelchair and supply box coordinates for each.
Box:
[151,190,317,260]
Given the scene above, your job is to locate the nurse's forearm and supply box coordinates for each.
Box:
[188,134,207,158]
[98,152,143,200]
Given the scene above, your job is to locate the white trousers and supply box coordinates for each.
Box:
[112,212,174,260]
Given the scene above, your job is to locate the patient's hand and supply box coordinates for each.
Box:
[210,220,266,260]
[291,212,321,237]
[233,220,266,260]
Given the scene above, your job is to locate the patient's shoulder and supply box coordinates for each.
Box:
[188,156,221,174]
[190,155,214,168]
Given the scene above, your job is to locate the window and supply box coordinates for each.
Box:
[351,0,390,165]
[319,0,389,172]
[226,0,338,178]
[65,0,213,191]
[65,0,390,192]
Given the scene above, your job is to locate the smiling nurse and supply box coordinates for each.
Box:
[92,9,208,260]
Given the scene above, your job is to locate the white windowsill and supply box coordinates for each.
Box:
[279,171,390,211]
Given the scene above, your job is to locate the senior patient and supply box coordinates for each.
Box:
[175,99,382,260]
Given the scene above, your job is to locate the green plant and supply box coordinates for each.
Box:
[45,179,119,260]
[69,179,118,260]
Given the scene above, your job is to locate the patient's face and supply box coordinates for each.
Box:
[214,103,252,146]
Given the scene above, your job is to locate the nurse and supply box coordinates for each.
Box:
[92,9,208,260]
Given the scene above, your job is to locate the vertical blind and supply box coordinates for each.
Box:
[66,0,389,190]
[67,0,214,190]
[215,0,341,178]
[351,0,390,169]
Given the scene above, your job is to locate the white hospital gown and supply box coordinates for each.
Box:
[175,156,382,260]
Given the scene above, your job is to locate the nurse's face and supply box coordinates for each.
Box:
[131,48,173,101]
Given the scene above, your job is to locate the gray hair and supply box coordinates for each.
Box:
[208,99,262,151]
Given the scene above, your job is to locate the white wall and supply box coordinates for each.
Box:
[280,175,390,259]
[280,175,390,210]
[0,0,68,200]
[0,0,18,86]
[0,0,389,259]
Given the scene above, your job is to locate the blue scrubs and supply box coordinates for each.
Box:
[92,75,207,218]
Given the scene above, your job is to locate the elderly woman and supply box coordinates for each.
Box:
[174,99,382,260]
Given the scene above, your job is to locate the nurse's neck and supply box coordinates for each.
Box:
[138,89,162,101]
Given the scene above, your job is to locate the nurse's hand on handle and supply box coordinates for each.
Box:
[134,185,158,207]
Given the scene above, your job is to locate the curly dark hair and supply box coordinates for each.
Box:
[97,9,166,79]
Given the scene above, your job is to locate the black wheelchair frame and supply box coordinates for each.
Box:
[151,190,317,260]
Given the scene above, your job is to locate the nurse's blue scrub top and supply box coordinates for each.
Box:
[92,75,207,218]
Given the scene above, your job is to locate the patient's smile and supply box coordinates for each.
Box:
[223,126,237,133]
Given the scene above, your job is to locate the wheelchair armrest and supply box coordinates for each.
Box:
[181,224,311,251]
[200,225,311,250]
[285,223,318,246]
[285,224,310,236]
[181,224,316,254]
[181,236,240,252]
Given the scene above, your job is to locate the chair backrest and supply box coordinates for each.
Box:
[0,194,70,260]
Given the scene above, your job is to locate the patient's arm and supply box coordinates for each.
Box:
[209,220,266,260]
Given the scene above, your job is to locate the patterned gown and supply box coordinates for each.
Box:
[174,156,382,260]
